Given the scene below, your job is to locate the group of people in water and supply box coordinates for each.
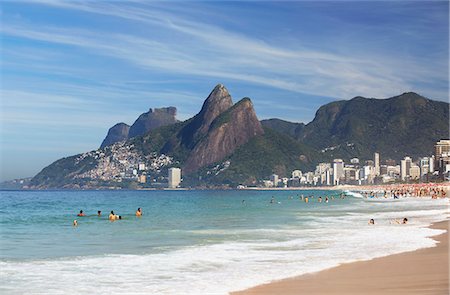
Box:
[268,192,346,205]
[368,217,408,225]
[73,207,142,226]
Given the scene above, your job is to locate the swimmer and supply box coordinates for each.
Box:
[97,210,101,216]
[136,207,142,217]
[77,210,85,217]
[109,211,116,221]
[73,220,78,227]
[368,219,375,225]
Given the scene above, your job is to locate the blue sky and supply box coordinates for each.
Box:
[0,0,448,181]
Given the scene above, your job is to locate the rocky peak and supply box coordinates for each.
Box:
[100,123,130,149]
[196,84,233,134]
[183,97,264,173]
[178,84,233,148]
[128,107,178,138]
[100,107,178,148]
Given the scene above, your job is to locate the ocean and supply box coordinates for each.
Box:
[0,189,448,294]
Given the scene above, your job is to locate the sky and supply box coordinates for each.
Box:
[0,0,448,181]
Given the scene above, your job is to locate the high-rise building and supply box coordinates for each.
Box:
[325,169,332,186]
[429,155,435,173]
[400,156,412,181]
[434,140,450,177]
[410,165,420,180]
[374,152,380,176]
[419,157,430,177]
[270,174,279,187]
[168,168,181,188]
[333,159,344,185]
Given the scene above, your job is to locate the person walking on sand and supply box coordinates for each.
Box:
[136,207,142,217]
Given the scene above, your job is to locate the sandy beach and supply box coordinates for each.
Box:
[233,220,449,295]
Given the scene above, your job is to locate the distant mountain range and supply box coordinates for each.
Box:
[100,107,178,148]
[262,92,449,162]
[29,85,448,189]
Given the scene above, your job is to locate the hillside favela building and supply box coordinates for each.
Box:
[261,139,450,188]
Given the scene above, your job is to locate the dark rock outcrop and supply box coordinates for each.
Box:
[128,107,178,138]
[178,84,233,149]
[100,123,130,148]
[183,97,264,173]
[100,107,178,148]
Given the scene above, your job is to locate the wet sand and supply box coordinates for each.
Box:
[232,220,449,295]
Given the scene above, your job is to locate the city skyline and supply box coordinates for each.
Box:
[1,1,449,181]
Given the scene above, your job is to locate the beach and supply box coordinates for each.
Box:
[233,220,449,295]
[1,189,448,294]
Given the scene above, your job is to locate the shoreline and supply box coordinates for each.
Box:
[232,219,449,295]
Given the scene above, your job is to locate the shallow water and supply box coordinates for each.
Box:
[0,189,448,294]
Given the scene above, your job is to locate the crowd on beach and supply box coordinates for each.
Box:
[359,183,448,199]
[73,207,142,226]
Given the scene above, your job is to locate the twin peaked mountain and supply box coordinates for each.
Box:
[103,84,264,173]
[30,84,448,188]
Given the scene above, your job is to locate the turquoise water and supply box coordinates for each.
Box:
[1,190,448,294]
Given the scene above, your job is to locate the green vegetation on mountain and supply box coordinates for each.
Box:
[260,118,305,138]
[186,127,318,187]
[265,92,449,162]
[30,87,448,189]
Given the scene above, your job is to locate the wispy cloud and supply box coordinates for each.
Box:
[4,1,446,100]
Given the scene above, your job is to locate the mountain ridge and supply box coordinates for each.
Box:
[30,87,448,189]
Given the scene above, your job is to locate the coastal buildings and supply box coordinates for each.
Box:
[435,139,450,177]
[270,174,279,187]
[374,152,380,176]
[333,159,344,185]
[168,168,181,188]
[400,156,412,181]
[264,139,449,188]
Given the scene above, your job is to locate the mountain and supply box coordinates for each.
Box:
[100,107,178,148]
[100,123,130,148]
[30,84,273,188]
[260,119,305,138]
[183,97,264,173]
[144,84,264,173]
[128,107,177,138]
[29,88,447,189]
[263,92,449,161]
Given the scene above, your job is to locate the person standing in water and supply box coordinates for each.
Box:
[136,208,142,217]
[109,211,116,221]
